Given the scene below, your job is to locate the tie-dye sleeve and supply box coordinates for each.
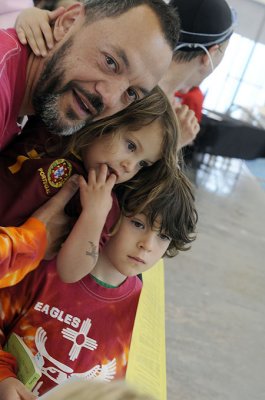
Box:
[0,284,26,382]
[0,217,47,288]
[0,351,17,382]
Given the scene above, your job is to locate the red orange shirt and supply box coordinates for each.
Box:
[0,217,47,288]
[0,260,142,396]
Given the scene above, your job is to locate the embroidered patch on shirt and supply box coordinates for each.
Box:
[47,159,72,188]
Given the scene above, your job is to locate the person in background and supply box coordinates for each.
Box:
[0,166,197,399]
[175,86,204,123]
[159,0,235,147]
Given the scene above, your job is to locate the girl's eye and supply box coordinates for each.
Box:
[159,233,171,241]
[139,160,149,168]
[127,87,138,102]
[105,55,117,72]
[127,141,136,152]
[131,220,145,229]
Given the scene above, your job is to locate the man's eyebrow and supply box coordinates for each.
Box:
[117,48,130,69]
[139,87,150,97]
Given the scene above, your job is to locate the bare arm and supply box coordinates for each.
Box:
[175,104,200,149]
[0,174,79,288]
[0,378,36,400]
[33,174,79,260]
[57,164,116,283]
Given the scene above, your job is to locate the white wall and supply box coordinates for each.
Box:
[229,0,265,43]
[164,0,265,44]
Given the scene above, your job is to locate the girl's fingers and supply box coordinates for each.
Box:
[48,7,66,22]
[16,27,27,45]
[88,168,97,184]
[79,175,89,201]
[79,175,88,188]
[107,173,117,188]
[87,165,117,186]
[97,164,109,183]
[40,21,54,50]
[30,25,49,56]
[44,8,66,50]
[24,26,42,56]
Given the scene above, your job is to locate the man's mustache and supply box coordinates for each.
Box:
[59,82,104,116]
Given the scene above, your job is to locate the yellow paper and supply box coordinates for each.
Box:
[5,332,42,390]
[126,260,167,400]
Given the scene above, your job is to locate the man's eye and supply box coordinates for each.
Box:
[139,160,149,168]
[127,87,138,102]
[127,141,136,152]
[105,56,117,72]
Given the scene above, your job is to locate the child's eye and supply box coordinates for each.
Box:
[131,220,145,229]
[126,87,138,102]
[127,140,136,152]
[139,160,149,168]
[105,55,118,72]
[158,233,171,241]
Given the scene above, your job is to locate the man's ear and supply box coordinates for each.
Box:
[53,2,85,42]
[201,45,219,67]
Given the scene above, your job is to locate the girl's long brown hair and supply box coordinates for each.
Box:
[54,85,179,172]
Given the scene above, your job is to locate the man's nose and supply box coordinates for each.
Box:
[95,79,128,111]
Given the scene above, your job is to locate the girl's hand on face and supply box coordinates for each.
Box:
[15,6,65,57]
[79,164,117,221]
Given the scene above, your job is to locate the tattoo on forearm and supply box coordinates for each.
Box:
[85,241,98,263]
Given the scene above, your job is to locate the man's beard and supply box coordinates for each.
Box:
[32,37,104,136]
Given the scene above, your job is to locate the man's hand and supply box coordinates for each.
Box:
[32,174,79,259]
[175,104,200,149]
[0,377,36,400]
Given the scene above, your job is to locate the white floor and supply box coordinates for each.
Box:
[245,158,265,190]
[165,159,265,400]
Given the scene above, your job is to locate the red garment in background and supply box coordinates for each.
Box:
[175,86,204,123]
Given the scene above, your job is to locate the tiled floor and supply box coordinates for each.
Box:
[246,158,265,190]
[165,158,265,400]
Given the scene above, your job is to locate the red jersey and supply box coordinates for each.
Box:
[0,29,28,150]
[0,260,142,395]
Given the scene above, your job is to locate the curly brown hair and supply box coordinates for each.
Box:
[116,163,197,257]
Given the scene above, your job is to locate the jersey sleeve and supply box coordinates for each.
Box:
[0,351,17,382]
[0,217,47,288]
[0,281,29,382]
